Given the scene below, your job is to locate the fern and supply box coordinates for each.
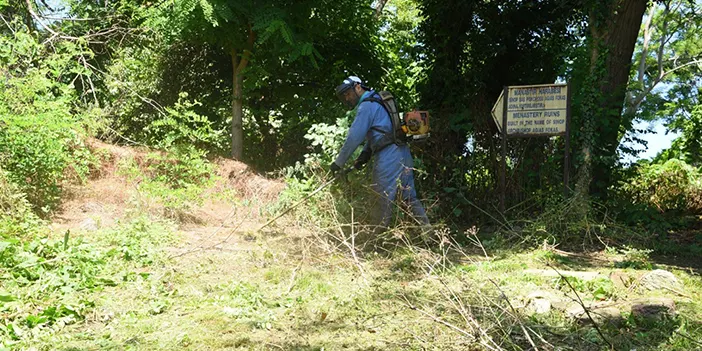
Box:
[198,0,218,26]
[212,0,234,22]
[279,21,294,45]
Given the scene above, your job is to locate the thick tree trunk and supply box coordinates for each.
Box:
[593,0,647,197]
[576,0,647,199]
[231,49,244,160]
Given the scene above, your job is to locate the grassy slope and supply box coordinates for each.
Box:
[3,142,701,351]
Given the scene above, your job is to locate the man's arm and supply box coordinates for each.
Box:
[333,102,373,167]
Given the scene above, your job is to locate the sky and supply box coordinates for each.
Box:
[621,119,680,163]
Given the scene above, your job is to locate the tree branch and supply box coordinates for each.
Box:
[657,2,671,81]
[236,25,256,73]
[638,4,656,84]
[374,0,389,18]
[632,57,702,111]
[38,14,112,22]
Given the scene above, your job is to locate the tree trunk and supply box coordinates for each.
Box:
[576,0,648,199]
[374,0,389,18]
[229,27,255,160]
[231,49,244,160]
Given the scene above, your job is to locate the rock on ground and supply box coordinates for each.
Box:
[631,297,676,321]
[639,269,682,292]
[566,303,624,327]
[79,218,99,231]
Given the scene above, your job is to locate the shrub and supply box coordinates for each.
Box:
[145,92,226,152]
[0,24,95,214]
[621,159,702,215]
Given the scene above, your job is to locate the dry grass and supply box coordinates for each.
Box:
[20,141,702,351]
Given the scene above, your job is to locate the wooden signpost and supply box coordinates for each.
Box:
[491,83,572,212]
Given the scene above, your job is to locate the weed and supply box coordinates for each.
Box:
[0,215,174,348]
[615,246,654,270]
[117,148,217,222]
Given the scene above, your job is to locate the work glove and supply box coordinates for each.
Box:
[329,162,341,176]
[353,150,372,170]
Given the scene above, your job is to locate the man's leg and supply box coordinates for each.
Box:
[370,182,397,235]
[399,166,430,226]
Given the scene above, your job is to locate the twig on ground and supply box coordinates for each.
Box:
[547,264,613,350]
[258,176,336,232]
[285,258,304,295]
[488,278,540,351]
[526,326,556,349]
[401,296,476,340]
[402,295,504,351]
[674,330,702,347]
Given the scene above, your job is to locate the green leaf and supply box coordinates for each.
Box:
[0,294,15,302]
[279,22,293,45]
[0,240,15,251]
[25,315,48,328]
[199,0,218,26]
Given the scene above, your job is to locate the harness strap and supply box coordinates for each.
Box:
[363,95,400,153]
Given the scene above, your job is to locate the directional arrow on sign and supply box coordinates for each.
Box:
[491,89,504,133]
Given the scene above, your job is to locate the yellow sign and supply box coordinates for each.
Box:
[491,83,569,136]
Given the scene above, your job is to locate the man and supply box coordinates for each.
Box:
[330,76,430,233]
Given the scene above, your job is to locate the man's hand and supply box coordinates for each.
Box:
[353,150,371,170]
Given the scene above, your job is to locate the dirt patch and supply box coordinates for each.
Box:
[54,138,286,232]
[212,158,285,203]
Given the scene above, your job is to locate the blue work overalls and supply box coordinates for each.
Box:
[333,90,430,229]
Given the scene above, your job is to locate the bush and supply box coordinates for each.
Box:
[119,145,216,221]
[0,25,95,214]
[0,116,93,213]
[0,169,44,238]
[145,92,226,152]
[621,159,702,215]
[278,114,377,227]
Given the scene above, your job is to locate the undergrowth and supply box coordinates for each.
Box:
[118,145,217,221]
[0,21,98,215]
[0,215,175,348]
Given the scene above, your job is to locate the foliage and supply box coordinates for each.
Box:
[0,215,174,346]
[0,170,44,238]
[626,0,702,123]
[0,22,95,214]
[377,0,426,109]
[118,146,216,220]
[145,92,227,152]
[277,114,376,228]
[614,246,654,270]
[417,0,582,216]
[302,115,353,167]
[621,159,702,214]
[655,104,702,167]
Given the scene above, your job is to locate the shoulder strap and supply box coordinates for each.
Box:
[361,92,406,152]
[362,96,383,105]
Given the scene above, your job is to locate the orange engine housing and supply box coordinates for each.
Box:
[402,110,430,136]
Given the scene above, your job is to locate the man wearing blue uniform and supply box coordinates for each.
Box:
[330,76,430,233]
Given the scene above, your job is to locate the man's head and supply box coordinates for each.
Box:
[336,76,367,110]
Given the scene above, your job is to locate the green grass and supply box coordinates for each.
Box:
[0,215,176,349]
[5,219,701,351]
